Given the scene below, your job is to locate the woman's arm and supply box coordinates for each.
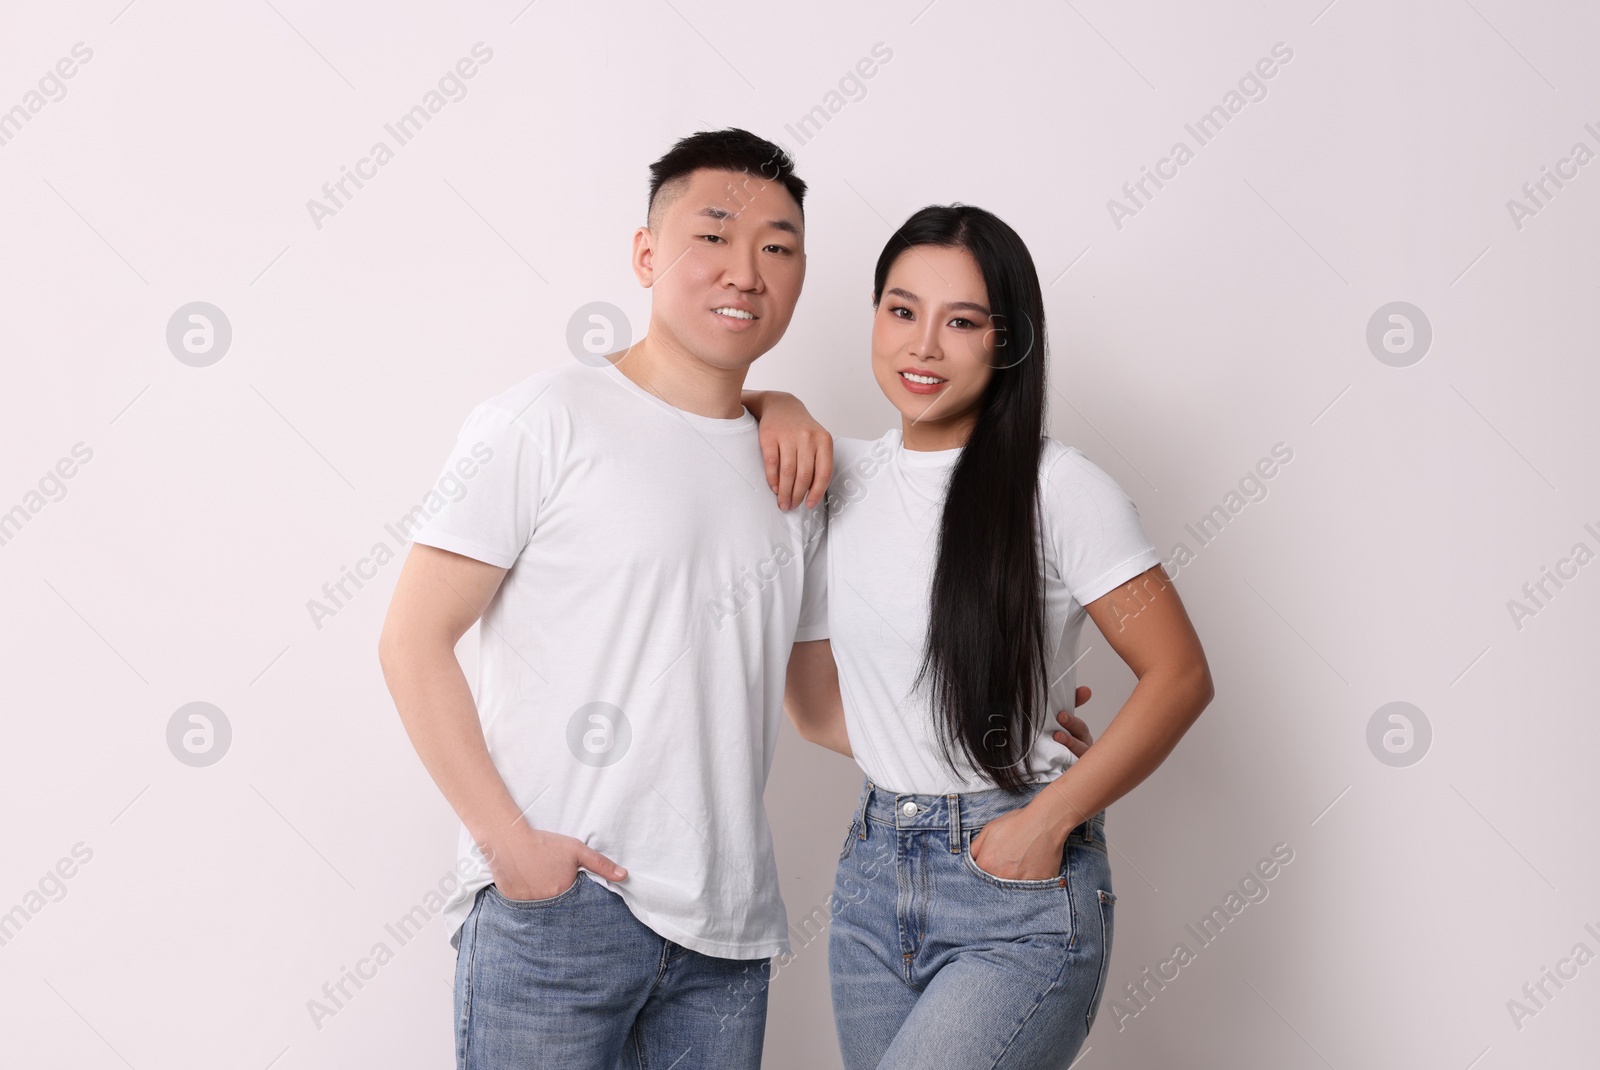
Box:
[742,389,834,510]
[784,639,852,756]
[971,565,1213,878]
[1038,565,1213,822]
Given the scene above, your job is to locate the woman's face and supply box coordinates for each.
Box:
[870,244,997,445]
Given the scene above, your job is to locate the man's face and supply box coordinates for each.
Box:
[633,168,806,372]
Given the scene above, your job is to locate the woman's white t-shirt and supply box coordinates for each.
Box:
[821,429,1161,795]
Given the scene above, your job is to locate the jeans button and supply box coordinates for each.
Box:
[901,801,917,816]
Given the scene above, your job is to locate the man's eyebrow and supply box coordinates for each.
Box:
[695,206,801,236]
[884,286,990,316]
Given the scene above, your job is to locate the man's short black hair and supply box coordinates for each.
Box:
[646,128,807,230]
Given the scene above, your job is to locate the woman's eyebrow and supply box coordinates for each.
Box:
[885,286,990,316]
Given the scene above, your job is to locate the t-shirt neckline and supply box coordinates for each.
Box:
[893,428,964,468]
[598,360,755,434]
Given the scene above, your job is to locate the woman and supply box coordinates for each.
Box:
[759,204,1213,1068]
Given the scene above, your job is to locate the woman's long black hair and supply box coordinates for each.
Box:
[874,205,1051,793]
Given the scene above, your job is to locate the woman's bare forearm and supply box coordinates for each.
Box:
[1030,567,1213,837]
[1030,663,1212,836]
[742,389,774,418]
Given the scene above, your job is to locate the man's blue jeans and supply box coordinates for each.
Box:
[829,778,1117,1069]
[453,871,770,1068]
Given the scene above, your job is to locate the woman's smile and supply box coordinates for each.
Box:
[898,368,948,394]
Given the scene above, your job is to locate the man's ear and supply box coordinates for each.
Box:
[631,226,655,288]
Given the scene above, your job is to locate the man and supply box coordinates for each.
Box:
[379,128,825,1068]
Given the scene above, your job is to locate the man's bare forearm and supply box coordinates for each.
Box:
[380,635,527,846]
[784,639,852,757]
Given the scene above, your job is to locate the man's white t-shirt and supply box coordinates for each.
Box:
[408,361,827,959]
[822,430,1160,795]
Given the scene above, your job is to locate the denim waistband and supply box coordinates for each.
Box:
[851,777,1107,849]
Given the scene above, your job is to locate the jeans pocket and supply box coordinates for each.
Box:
[1086,888,1116,1032]
[839,818,858,861]
[486,871,586,909]
[961,829,1068,890]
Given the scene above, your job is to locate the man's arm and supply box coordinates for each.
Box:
[1053,686,1098,756]
[785,643,1099,761]
[377,542,627,899]
[783,639,851,756]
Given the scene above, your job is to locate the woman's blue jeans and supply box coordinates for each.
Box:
[829,778,1117,1070]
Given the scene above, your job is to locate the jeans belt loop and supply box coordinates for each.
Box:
[856,781,874,839]
[947,793,961,853]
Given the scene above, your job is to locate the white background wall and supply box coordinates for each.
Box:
[3,1,1597,1067]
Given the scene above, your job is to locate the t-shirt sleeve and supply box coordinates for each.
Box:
[792,501,829,641]
[1043,446,1162,606]
[408,401,543,569]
